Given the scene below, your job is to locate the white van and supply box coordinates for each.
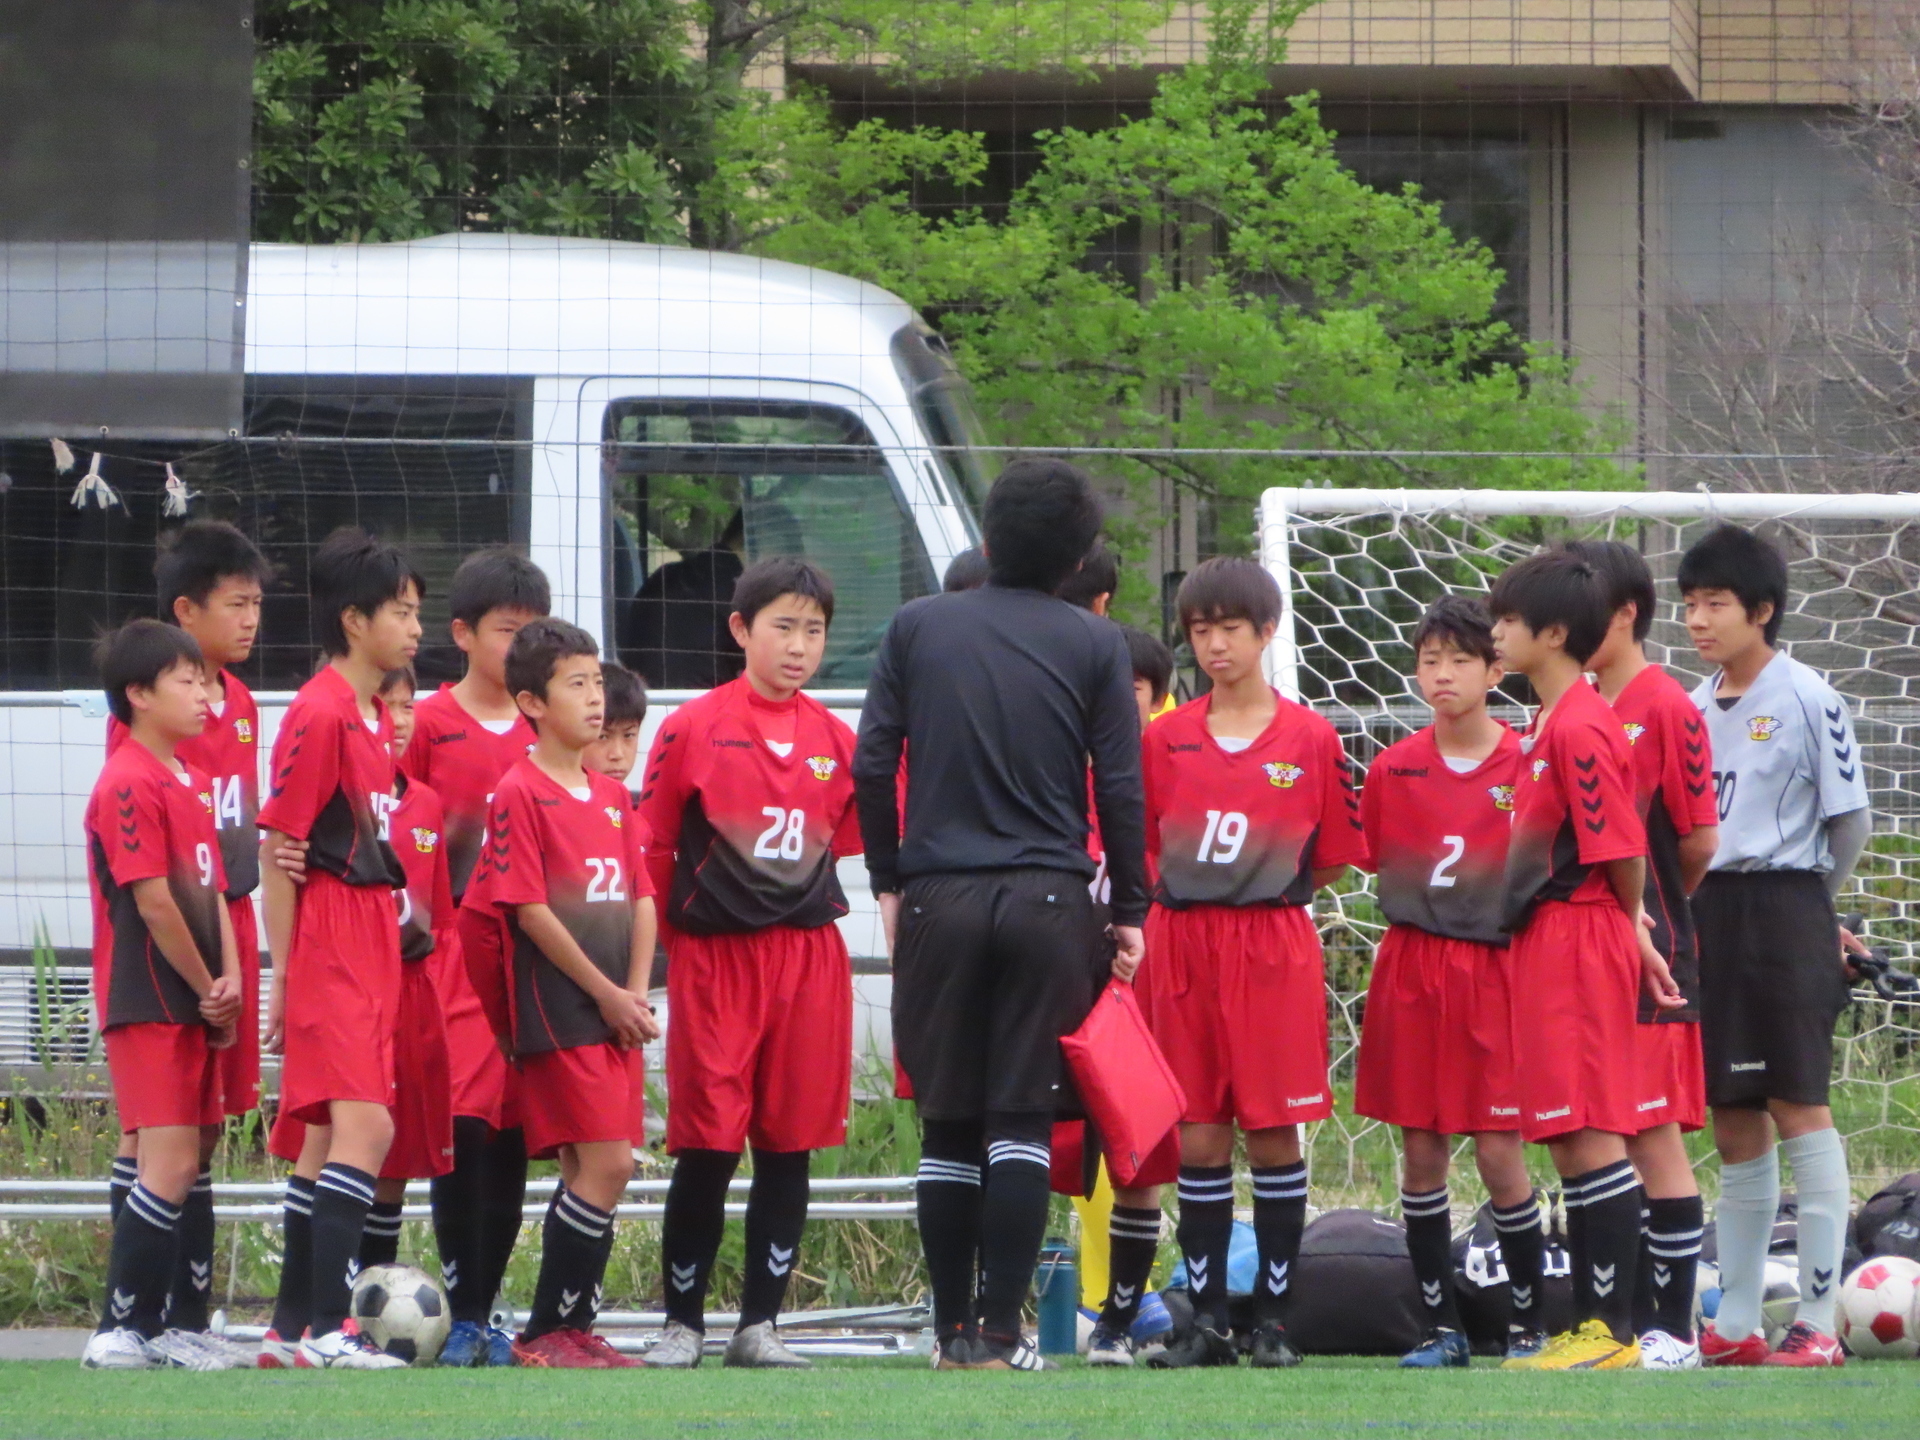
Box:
[0,235,992,1077]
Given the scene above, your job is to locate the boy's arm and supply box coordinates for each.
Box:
[635,714,692,902]
[129,878,222,1004]
[1678,826,1719,894]
[1604,855,1685,1009]
[515,902,653,1047]
[258,828,298,1052]
[625,896,661,1044]
[1824,808,1870,901]
[850,615,910,898]
[1087,629,1148,929]
[1310,725,1367,892]
[202,900,243,1042]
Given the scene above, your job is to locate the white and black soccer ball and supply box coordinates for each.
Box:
[1759,1257,1801,1346]
[1837,1257,1920,1359]
[350,1263,451,1366]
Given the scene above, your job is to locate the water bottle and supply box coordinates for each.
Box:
[1037,1240,1079,1356]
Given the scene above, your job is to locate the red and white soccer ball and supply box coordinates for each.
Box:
[1837,1257,1920,1359]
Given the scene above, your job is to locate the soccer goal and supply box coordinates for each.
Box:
[1257,486,1920,1193]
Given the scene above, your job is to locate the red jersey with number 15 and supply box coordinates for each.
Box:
[401,686,536,900]
[257,665,405,889]
[1145,692,1366,909]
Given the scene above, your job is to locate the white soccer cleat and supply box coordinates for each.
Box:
[149,1328,246,1371]
[1638,1329,1703,1371]
[255,1327,298,1369]
[645,1320,705,1369]
[193,1330,259,1367]
[722,1320,812,1369]
[296,1321,409,1370]
[81,1328,159,1371]
[1085,1323,1137,1367]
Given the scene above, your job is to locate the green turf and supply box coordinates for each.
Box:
[4,1357,1919,1439]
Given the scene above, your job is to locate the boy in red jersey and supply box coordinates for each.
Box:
[585,663,647,790]
[1564,540,1719,1371]
[402,547,549,1367]
[1488,550,1684,1373]
[256,528,421,1370]
[1138,558,1368,1370]
[461,619,658,1369]
[1354,596,1547,1369]
[81,621,243,1370]
[638,557,862,1370]
[102,521,270,1367]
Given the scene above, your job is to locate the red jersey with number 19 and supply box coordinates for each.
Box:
[257,666,405,888]
[401,686,536,900]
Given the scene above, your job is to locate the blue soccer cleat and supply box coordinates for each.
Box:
[439,1320,488,1368]
[1399,1327,1471,1368]
[483,1324,518,1366]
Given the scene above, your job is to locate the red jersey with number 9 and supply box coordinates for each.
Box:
[258,665,405,889]
[1144,692,1366,909]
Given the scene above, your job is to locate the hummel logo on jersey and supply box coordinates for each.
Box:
[235,718,253,743]
[1530,758,1548,781]
[411,826,438,853]
[1265,1260,1290,1295]
[1386,765,1428,778]
[768,1244,795,1277]
[1622,722,1645,745]
[559,1289,581,1317]
[1488,784,1515,811]
[670,1262,698,1292]
[1747,715,1782,741]
[1534,1105,1571,1121]
[1731,1060,1767,1072]
[1262,761,1304,788]
[713,737,753,748]
[1421,1279,1444,1308]
[1636,1097,1668,1112]
[1592,1264,1617,1298]
[806,755,838,781]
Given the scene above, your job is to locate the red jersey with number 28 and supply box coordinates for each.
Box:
[1145,692,1366,909]
[1361,725,1521,947]
[257,665,405,889]
[402,686,536,900]
[392,775,456,964]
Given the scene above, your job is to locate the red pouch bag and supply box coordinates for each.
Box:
[1060,980,1187,1187]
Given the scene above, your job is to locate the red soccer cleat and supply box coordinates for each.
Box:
[1762,1322,1844,1367]
[1699,1320,1772,1367]
[569,1331,643,1368]
[513,1330,603,1369]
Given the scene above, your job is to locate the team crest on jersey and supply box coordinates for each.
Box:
[1530,758,1549,781]
[234,718,253,744]
[198,791,214,814]
[1262,761,1304,788]
[411,827,438,854]
[1747,715,1782,741]
[605,807,625,828]
[806,755,838,782]
[1488,784,1516,811]
[1622,722,1646,746]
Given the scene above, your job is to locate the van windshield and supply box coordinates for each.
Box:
[889,322,994,520]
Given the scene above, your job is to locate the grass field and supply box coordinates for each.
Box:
[2,1357,1919,1439]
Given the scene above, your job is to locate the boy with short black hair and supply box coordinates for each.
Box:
[638,556,861,1369]
[1139,557,1367,1370]
[461,618,658,1368]
[585,662,647,787]
[1487,551,1681,1373]
[1057,543,1119,616]
[1679,525,1868,1368]
[83,620,244,1370]
[256,527,421,1369]
[1354,594,1547,1369]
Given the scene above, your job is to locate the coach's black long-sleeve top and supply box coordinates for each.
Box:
[853,583,1149,926]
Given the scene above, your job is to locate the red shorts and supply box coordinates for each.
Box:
[106,1023,223,1131]
[1137,903,1332,1130]
[519,1041,646,1160]
[431,926,517,1131]
[665,925,851,1155]
[278,876,401,1126]
[218,897,263,1116]
[1510,901,1642,1142]
[1355,926,1520,1135]
[1632,1021,1706,1133]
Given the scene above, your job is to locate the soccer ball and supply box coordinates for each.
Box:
[350,1263,451,1365]
[1759,1258,1801,1346]
[1837,1257,1920,1359]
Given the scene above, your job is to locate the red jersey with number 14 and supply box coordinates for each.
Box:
[1145,692,1366,909]
[1361,726,1521,947]
[257,665,405,889]
[402,686,536,900]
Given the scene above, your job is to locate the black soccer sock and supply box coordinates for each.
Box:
[1563,1184,1592,1325]
[1100,1205,1164,1331]
[915,1119,985,1337]
[476,1125,529,1325]
[360,1199,404,1270]
[1631,1194,1655,1337]
[164,1167,216,1333]
[976,1131,1054,1343]
[739,1149,811,1328]
[1491,1193,1546,1336]
[1401,1186,1462,1333]
[661,1148,741,1331]
[1643,1194,1704,1341]
[108,1156,137,1224]
[309,1163,376,1336]
[431,1117,490,1324]
[1567,1161,1640,1343]
[270,1175,316,1339]
[1176,1164,1236,1331]
[1251,1163,1308,1326]
[525,1189,614,1339]
[100,1183,182,1338]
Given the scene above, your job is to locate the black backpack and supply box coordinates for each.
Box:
[1450,1196,1575,1355]
[1854,1174,1920,1263]
[1284,1209,1428,1355]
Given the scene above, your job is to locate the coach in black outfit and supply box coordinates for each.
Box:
[853,460,1148,1371]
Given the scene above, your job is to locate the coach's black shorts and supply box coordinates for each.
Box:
[1693,869,1849,1109]
[891,868,1104,1122]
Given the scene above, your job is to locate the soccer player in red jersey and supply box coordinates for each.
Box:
[637,558,862,1370]
[584,662,647,789]
[1353,596,1547,1369]
[81,621,244,1371]
[1488,550,1685,1372]
[402,547,548,1367]
[1564,540,1719,1370]
[256,528,421,1370]
[460,619,658,1369]
[102,521,270,1367]
[1137,558,1368,1370]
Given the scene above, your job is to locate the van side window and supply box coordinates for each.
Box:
[605,400,934,690]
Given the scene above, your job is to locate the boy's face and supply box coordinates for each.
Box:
[174,575,263,669]
[1132,676,1161,730]
[729,594,828,695]
[1187,615,1275,689]
[454,606,543,688]
[520,653,604,750]
[1490,614,1561,676]
[348,580,422,673]
[1415,639,1501,719]
[584,719,641,784]
[1683,587,1771,667]
[131,657,209,740]
[384,683,416,759]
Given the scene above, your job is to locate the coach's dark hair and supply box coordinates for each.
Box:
[1487,551,1610,665]
[449,546,551,628]
[601,661,648,729]
[732,555,836,629]
[156,520,270,618]
[506,618,599,726]
[1057,542,1120,612]
[942,547,989,593]
[982,459,1104,591]
[1176,556,1283,633]
[1676,524,1789,645]
[1411,594,1498,665]
[97,619,204,726]
[1562,538,1656,643]
[310,527,425,658]
[1122,625,1176,707]
[378,664,418,699]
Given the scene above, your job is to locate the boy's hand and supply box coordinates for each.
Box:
[274,837,311,885]
[208,1022,236,1051]
[877,892,901,960]
[1636,915,1686,1009]
[264,978,287,1054]
[1110,925,1145,983]
[598,986,656,1049]
[200,973,243,1029]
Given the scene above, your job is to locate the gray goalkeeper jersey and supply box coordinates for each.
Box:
[1690,651,1868,874]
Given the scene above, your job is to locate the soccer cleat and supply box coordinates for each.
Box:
[1147,1323,1238,1369]
[255,1327,298,1370]
[439,1319,488,1368]
[1637,1329,1702,1371]
[1762,1322,1844,1367]
[1501,1328,1565,1370]
[81,1328,159,1371]
[723,1320,813,1369]
[929,1327,979,1371]
[296,1320,408,1370]
[567,1331,643,1369]
[1699,1319,1772,1367]
[1529,1319,1638,1371]
[973,1332,1055,1372]
[195,1330,258,1367]
[1248,1321,1303,1369]
[149,1328,245,1371]
[1085,1322,1136,1367]
[511,1329,601,1369]
[644,1319,705,1369]
[482,1324,518,1366]
[1399,1327,1471,1369]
